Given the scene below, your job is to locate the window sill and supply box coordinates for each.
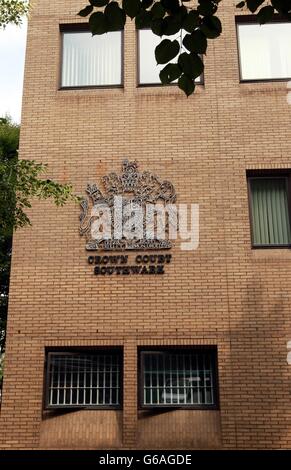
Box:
[136,83,204,96]
[56,86,124,98]
[252,244,291,249]
[59,85,123,91]
[45,405,122,411]
[240,78,291,84]
[239,79,290,95]
[139,404,219,411]
[251,247,291,261]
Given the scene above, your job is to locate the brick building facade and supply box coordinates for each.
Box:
[0,0,291,449]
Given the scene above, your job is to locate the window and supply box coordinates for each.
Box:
[60,26,122,88]
[237,18,291,81]
[138,29,202,85]
[248,172,291,247]
[140,349,218,408]
[46,351,122,408]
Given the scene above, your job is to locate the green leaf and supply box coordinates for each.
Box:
[257,5,275,23]
[183,30,207,54]
[236,1,245,7]
[182,10,200,33]
[78,5,94,17]
[151,18,164,36]
[89,11,108,34]
[90,0,109,6]
[161,0,180,14]
[122,0,141,19]
[176,5,188,20]
[159,63,182,84]
[246,0,265,13]
[151,2,166,19]
[197,0,218,16]
[178,74,195,96]
[141,0,153,7]
[162,15,182,35]
[105,2,126,30]
[178,52,203,79]
[200,16,222,39]
[155,39,180,64]
[135,9,153,29]
[271,0,291,15]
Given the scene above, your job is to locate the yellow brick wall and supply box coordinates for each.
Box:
[0,0,291,449]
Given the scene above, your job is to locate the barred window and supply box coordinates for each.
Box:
[46,351,122,408]
[248,173,291,247]
[140,349,218,408]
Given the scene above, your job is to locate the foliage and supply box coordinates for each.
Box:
[0,353,4,381]
[0,0,29,28]
[0,117,79,357]
[78,0,291,96]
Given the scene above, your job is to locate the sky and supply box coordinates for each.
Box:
[0,21,27,123]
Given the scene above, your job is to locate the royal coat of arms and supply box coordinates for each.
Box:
[80,160,177,251]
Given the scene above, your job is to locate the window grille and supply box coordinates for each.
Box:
[141,350,217,407]
[46,352,121,408]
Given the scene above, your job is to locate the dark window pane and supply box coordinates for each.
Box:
[142,351,216,407]
[250,178,291,245]
[47,352,121,408]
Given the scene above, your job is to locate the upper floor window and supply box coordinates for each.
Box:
[138,29,202,86]
[248,172,291,247]
[45,350,122,408]
[139,348,218,408]
[237,18,291,81]
[60,26,122,88]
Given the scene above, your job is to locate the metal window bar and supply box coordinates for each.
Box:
[90,355,93,405]
[49,355,55,405]
[83,357,86,405]
[57,357,60,405]
[183,355,186,404]
[103,355,106,405]
[110,354,112,406]
[143,351,216,406]
[203,353,206,404]
[175,355,179,405]
[77,356,80,405]
[196,354,200,405]
[150,355,153,405]
[209,353,214,404]
[47,353,121,407]
[70,357,73,405]
[163,354,166,405]
[170,354,173,405]
[189,354,193,404]
[96,354,99,406]
[63,356,67,405]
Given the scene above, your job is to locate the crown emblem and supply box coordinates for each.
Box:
[120,160,139,192]
[80,160,177,251]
